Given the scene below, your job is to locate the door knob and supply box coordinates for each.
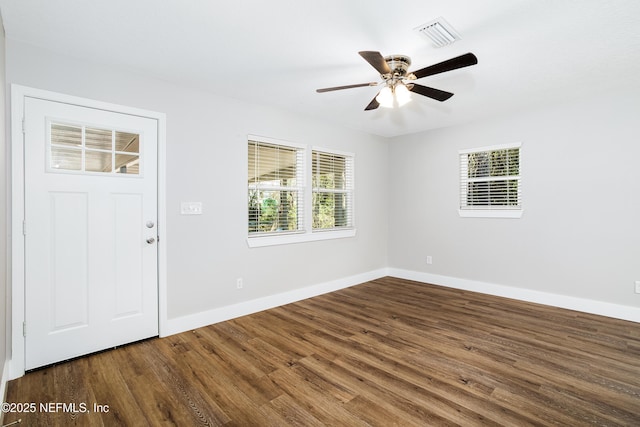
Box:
[146,221,155,228]
[146,237,156,244]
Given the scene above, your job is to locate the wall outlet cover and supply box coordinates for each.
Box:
[181,202,203,215]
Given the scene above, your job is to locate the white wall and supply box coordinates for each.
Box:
[5,40,389,323]
[389,87,640,310]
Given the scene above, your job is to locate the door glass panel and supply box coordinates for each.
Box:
[51,146,82,171]
[49,121,141,176]
[115,132,139,153]
[85,127,113,150]
[51,123,82,147]
[85,150,113,173]
[115,154,140,174]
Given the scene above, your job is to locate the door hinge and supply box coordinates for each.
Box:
[23,321,26,337]
[22,220,26,236]
[21,117,25,134]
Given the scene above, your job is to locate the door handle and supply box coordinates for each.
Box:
[146,237,156,244]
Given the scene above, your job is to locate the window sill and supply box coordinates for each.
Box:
[247,228,357,248]
[458,209,524,219]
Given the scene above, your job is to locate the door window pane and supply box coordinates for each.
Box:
[51,123,82,147]
[85,127,112,150]
[51,146,82,171]
[49,122,141,176]
[115,154,140,174]
[115,132,139,153]
[85,150,113,173]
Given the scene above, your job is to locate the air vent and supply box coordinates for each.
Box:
[414,17,461,48]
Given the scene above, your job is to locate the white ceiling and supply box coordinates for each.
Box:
[1,0,639,137]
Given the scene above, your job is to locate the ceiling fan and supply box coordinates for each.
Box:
[316,51,478,110]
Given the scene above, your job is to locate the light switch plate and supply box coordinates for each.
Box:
[181,202,203,215]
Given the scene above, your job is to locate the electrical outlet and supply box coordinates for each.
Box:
[426,256,433,265]
[237,278,243,289]
[635,281,640,294]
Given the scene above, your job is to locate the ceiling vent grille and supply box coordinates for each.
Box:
[414,17,461,48]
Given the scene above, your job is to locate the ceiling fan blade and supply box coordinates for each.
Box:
[412,53,478,80]
[364,94,380,111]
[316,82,378,93]
[359,51,391,75]
[409,84,454,102]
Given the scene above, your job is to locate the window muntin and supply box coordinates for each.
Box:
[312,150,354,230]
[49,122,141,175]
[459,143,521,216]
[248,140,305,235]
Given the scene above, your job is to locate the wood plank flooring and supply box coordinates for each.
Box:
[4,277,640,426]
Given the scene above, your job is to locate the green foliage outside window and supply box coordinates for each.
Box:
[248,189,298,233]
[312,152,349,229]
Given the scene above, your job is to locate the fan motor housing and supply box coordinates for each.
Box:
[384,55,411,76]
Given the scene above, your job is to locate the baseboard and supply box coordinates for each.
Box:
[388,268,640,323]
[165,267,639,336]
[164,268,389,336]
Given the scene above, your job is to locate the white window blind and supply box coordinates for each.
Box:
[248,140,305,235]
[312,150,354,230]
[459,143,521,216]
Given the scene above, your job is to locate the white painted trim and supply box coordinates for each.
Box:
[388,268,640,323]
[10,85,26,380]
[165,268,388,336]
[247,228,356,248]
[9,85,168,378]
[157,114,168,338]
[458,141,522,154]
[0,359,9,410]
[458,209,524,218]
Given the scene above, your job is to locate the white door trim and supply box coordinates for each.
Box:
[10,84,167,379]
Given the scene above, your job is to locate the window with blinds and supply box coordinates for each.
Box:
[248,140,305,235]
[312,150,354,230]
[459,143,522,217]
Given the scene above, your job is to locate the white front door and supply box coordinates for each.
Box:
[23,97,159,370]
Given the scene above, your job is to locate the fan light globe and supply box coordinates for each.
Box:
[376,86,394,108]
[395,83,411,106]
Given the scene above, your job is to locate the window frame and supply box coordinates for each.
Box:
[247,136,356,248]
[311,147,355,233]
[248,136,306,238]
[458,142,523,218]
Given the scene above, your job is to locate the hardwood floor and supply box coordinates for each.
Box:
[4,277,640,426]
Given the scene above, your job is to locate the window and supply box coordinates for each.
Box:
[459,143,522,218]
[248,139,305,235]
[247,136,356,247]
[312,150,354,231]
[49,121,140,175]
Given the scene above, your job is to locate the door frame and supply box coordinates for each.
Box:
[10,84,167,379]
